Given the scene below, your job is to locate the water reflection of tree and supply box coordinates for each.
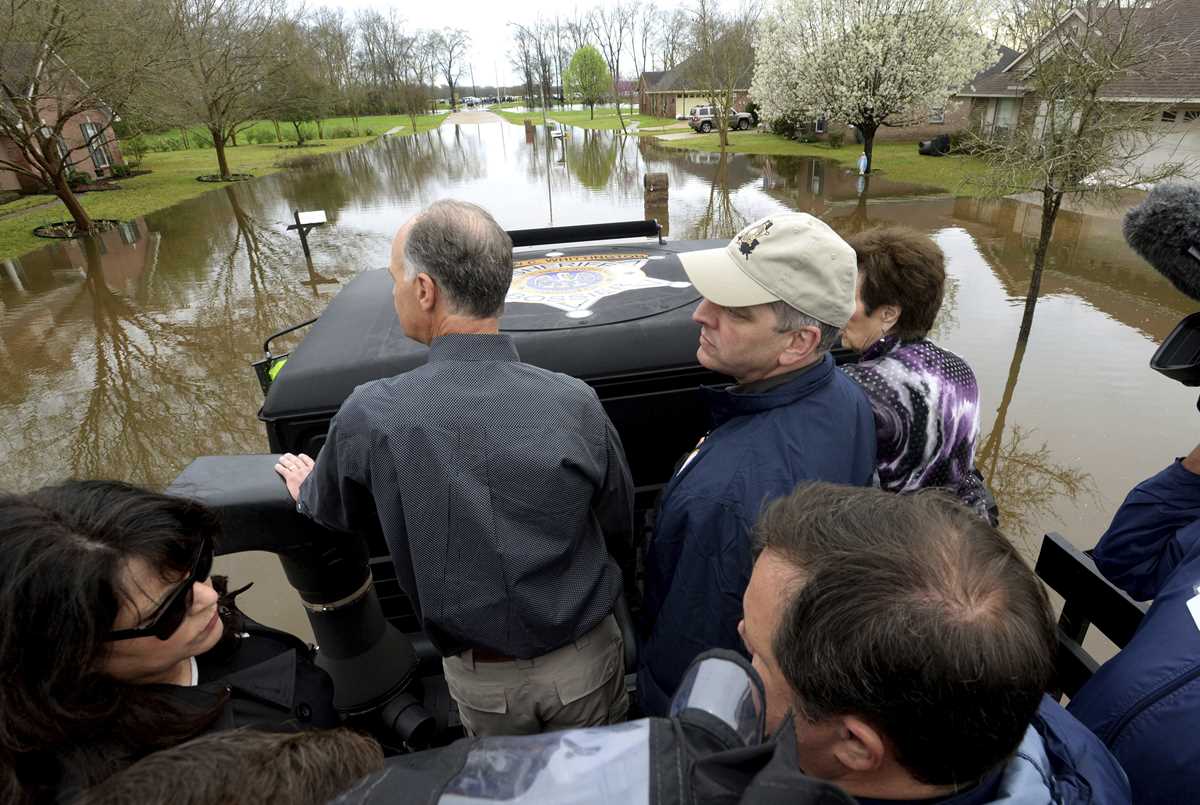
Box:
[688,152,748,240]
[976,316,1097,549]
[565,129,616,190]
[68,236,252,484]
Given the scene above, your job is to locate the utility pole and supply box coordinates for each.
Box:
[469,63,477,99]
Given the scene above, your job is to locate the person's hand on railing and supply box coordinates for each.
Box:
[274,453,315,501]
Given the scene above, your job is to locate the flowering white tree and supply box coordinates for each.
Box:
[752,0,993,173]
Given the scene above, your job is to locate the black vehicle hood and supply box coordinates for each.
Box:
[261,240,722,420]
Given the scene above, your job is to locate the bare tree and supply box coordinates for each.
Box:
[565,8,594,54]
[686,0,757,149]
[968,0,1198,345]
[592,2,636,130]
[629,1,659,107]
[0,0,173,232]
[310,8,362,132]
[162,0,294,180]
[658,9,690,70]
[433,28,469,111]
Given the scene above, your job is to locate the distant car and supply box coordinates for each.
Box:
[688,105,753,133]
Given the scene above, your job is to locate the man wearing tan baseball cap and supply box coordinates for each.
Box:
[638,213,878,716]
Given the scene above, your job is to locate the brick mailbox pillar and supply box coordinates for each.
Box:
[643,172,669,237]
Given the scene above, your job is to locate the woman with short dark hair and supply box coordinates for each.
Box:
[0,481,337,804]
[841,227,990,518]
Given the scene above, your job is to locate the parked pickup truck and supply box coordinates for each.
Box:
[688,105,753,133]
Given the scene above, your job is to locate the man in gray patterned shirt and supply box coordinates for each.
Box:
[275,200,633,737]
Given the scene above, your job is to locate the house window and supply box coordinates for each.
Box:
[1185,110,1200,122]
[929,107,946,124]
[1162,109,1177,122]
[815,117,827,134]
[80,122,112,171]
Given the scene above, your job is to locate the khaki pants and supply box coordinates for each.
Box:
[442,614,629,737]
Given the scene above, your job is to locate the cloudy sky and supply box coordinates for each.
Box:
[314,0,692,87]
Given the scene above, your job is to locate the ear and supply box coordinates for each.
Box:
[415,273,439,312]
[877,304,901,329]
[831,715,887,774]
[778,326,821,368]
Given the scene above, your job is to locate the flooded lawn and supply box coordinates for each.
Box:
[1,119,1193,634]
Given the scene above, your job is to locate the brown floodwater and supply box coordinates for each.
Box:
[1,119,1194,639]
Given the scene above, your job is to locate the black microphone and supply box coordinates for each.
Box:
[1123,183,1200,301]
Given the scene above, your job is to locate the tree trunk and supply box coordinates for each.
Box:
[181,128,190,149]
[352,113,360,136]
[590,103,595,120]
[292,121,304,146]
[1019,189,1064,341]
[54,172,93,233]
[860,122,879,174]
[212,128,232,180]
[229,130,238,147]
[273,120,281,141]
[317,119,324,139]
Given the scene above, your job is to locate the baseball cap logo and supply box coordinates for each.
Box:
[736,220,773,259]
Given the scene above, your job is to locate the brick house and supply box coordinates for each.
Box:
[0,44,126,195]
[638,48,754,120]
[956,4,1200,179]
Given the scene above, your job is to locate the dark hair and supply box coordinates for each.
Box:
[755,483,1056,787]
[0,481,231,803]
[404,199,514,318]
[846,227,946,339]
[74,728,385,805]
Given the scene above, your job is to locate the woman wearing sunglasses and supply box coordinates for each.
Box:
[0,480,338,804]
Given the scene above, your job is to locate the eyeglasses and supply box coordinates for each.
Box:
[107,534,214,642]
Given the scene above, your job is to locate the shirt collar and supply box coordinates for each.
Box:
[860,333,902,362]
[703,352,835,427]
[427,333,521,363]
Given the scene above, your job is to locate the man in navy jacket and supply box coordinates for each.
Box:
[1068,445,1200,804]
[638,213,876,715]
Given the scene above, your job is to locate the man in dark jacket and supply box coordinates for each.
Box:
[639,213,876,715]
[1067,444,1200,805]
[743,483,1130,804]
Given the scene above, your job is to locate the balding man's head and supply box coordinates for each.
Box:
[398,200,514,319]
[742,483,1056,792]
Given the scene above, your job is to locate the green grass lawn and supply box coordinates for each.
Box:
[0,112,454,260]
[0,139,382,260]
[140,113,447,150]
[495,106,679,131]
[656,131,991,197]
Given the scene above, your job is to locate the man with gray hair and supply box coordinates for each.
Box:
[638,213,876,716]
[275,200,633,736]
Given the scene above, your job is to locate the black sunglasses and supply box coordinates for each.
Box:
[107,534,214,642]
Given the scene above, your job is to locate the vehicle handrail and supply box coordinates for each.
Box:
[508,219,663,247]
[1034,531,1148,697]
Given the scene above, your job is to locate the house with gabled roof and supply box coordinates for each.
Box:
[638,48,754,121]
[956,4,1200,179]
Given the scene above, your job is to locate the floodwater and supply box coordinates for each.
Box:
[0,118,1194,638]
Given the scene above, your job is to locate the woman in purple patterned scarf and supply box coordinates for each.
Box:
[840,227,991,518]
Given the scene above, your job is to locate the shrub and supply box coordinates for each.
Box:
[110,164,132,178]
[363,127,374,136]
[770,112,805,140]
[827,131,845,149]
[330,126,355,139]
[124,135,148,162]
[246,128,277,144]
[66,171,90,189]
[192,130,214,148]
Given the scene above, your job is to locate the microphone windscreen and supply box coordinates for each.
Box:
[1123,183,1200,302]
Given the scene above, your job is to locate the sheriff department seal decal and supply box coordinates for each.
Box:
[508,253,691,319]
